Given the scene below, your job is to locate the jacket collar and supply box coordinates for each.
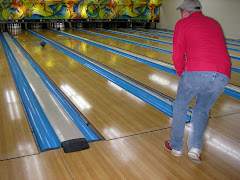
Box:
[189,12,203,17]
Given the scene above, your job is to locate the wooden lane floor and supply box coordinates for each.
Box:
[33,29,240,118]
[1,122,240,179]
[0,38,38,160]
[63,28,240,87]
[87,28,240,67]
[208,113,240,143]
[78,28,174,63]
[12,30,173,140]
[64,28,174,65]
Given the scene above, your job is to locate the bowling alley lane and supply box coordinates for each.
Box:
[12,30,174,140]
[70,27,240,70]
[0,38,38,160]
[29,29,240,118]
[61,28,240,87]
[36,30,178,98]
[86,28,240,67]
[62,28,174,65]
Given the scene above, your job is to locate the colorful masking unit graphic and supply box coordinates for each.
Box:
[0,0,162,20]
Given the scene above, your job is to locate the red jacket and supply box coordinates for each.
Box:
[172,12,231,78]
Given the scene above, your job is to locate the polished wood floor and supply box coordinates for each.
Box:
[0,28,240,179]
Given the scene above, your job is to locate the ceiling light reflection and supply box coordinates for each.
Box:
[10,90,17,102]
[104,127,121,138]
[149,74,178,92]
[107,81,144,104]
[204,130,240,161]
[5,90,17,103]
[5,90,21,120]
[5,91,11,103]
[186,125,240,162]
[61,84,91,110]
[22,153,43,180]
[210,137,240,161]
[108,81,123,91]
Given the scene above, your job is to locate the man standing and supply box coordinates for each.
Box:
[164,0,231,163]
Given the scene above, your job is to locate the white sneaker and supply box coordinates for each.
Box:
[188,147,201,163]
[172,149,183,157]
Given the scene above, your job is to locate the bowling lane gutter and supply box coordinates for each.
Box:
[117,28,173,39]
[6,31,97,153]
[28,29,191,123]
[9,33,101,151]
[50,29,240,100]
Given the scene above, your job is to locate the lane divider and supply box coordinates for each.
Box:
[117,28,173,39]
[225,38,240,43]
[226,42,240,47]
[28,30,191,122]
[0,33,61,151]
[133,28,174,35]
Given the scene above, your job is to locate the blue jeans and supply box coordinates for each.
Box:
[169,71,229,151]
